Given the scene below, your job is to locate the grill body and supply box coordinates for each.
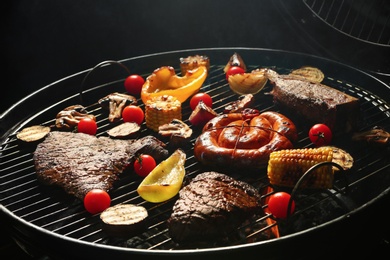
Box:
[1,48,389,259]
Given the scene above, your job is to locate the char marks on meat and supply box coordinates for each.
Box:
[167,172,262,244]
[266,70,360,134]
[33,131,168,200]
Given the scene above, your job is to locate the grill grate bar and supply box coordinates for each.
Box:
[1,60,389,251]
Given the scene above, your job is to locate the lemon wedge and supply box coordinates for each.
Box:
[137,149,186,203]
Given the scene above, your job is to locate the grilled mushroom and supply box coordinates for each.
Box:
[224,94,254,114]
[159,119,192,148]
[98,92,137,122]
[55,105,96,130]
[107,122,140,139]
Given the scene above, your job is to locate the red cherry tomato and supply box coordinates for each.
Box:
[190,93,213,110]
[77,118,97,135]
[124,74,145,95]
[122,105,144,125]
[226,66,245,80]
[134,154,157,177]
[267,192,295,219]
[309,123,332,147]
[83,189,111,214]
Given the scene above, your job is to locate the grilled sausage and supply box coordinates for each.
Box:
[193,110,297,169]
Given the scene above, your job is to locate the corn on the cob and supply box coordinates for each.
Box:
[267,147,334,189]
[145,95,182,132]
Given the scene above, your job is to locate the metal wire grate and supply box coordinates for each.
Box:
[1,55,389,253]
[304,0,390,46]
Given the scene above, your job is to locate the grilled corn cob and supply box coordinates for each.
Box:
[145,95,182,132]
[267,147,334,189]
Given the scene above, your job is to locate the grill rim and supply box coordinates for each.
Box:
[1,47,390,258]
[303,0,390,46]
[2,189,389,257]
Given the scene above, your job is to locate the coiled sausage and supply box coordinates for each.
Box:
[193,110,297,169]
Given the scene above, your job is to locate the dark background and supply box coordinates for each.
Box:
[4,0,389,115]
[3,0,305,114]
[2,0,389,258]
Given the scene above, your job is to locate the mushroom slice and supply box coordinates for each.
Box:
[107,122,140,139]
[99,92,137,122]
[159,119,192,148]
[55,105,96,130]
[159,118,192,137]
[224,94,254,114]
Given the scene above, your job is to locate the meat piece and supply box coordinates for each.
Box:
[266,70,360,134]
[33,132,168,200]
[193,110,297,169]
[167,172,262,244]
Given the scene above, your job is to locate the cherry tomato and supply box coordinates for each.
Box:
[77,118,97,135]
[226,66,245,80]
[309,123,332,147]
[134,154,157,177]
[124,74,145,95]
[267,192,295,219]
[122,105,144,125]
[83,189,111,214]
[190,93,213,110]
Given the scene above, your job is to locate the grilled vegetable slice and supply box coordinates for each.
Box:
[158,119,192,148]
[327,146,354,171]
[228,68,268,95]
[224,94,254,114]
[189,100,218,127]
[107,122,140,139]
[55,105,96,130]
[267,147,334,189]
[98,92,137,122]
[100,204,148,236]
[289,66,324,83]
[223,52,247,73]
[137,149,186,203]
[352,126,390,146]
[141,65,207,104]
[17,125,51,143]
[180,55,210,75]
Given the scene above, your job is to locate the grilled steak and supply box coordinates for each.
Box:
[33,131,168,199]
[167,172,262,244]
[266,70,360,134]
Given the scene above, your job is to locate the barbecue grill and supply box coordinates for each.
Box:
[1,48,389,259]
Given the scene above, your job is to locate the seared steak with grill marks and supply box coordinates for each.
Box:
[33,131,168,200]
[266,70,360,134]
[167,172,262,244]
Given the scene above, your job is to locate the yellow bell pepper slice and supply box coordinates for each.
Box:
[141,65,207,104]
